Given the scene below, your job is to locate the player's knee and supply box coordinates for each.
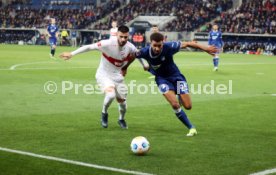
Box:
[105,91,116,100]
[184,104,192,110]
[171,102,180,110]
[117,98,125,103]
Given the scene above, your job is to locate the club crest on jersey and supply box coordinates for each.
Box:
[97,42,102,47]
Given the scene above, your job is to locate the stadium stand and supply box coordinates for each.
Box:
[165,0,233,32]
[223,38,276,55]
[0,29,37,44]
[94,0,233,31]
[0,0,275,55]
[0,0,121,29]
[211,0,276,34]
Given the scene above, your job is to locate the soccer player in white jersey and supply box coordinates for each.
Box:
[109,20,118,39]
[59,25,137,129]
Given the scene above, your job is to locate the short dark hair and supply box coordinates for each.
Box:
[150,32,164,42]
[118,25,129,33]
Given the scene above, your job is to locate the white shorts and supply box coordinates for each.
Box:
[96,75,128,100]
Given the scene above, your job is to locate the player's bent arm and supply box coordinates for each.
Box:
[46,31,50,37]
[134,51,149,71]
[137,58,149,71]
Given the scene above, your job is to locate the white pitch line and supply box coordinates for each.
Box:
[2,62,276,71]
[250,168,276,175]
[0,147,154,175]
[9,61,54,70]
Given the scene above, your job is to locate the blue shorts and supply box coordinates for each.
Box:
[155,74,189,94]
[49,37,57,46]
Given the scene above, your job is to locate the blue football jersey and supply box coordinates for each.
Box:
[208,30,223,48]
[136,41,182,77]
[47,24,59,39]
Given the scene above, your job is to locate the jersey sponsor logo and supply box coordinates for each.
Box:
[151,64,161,70]
[212,35,218,40]
[114,62,123,67]
[102,53,131,67]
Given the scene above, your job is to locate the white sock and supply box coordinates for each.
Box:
[174,108,182,113]
[102,91,116,114]
[118,101,127,120]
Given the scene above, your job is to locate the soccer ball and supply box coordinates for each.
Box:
[130,136,150,155]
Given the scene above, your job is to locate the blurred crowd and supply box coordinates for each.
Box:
[209,0,276,34]
[223,39,276,55]
[165,0,233,32]
[0,0,121,29]
[94,0,233,31]
[0,29,37,44]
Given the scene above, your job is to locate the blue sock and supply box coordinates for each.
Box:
[175,109,193,129]
[213,58,219,67]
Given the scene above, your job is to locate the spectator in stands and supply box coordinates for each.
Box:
[151,25,159,33]
[214,0,276,34]
[61,29,70,46]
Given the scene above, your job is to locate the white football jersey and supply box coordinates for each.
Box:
[71,37,137,82]
[96,38,137,81]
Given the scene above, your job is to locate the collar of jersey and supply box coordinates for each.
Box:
[149,46,163,58]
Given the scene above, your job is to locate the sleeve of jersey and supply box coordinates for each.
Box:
[130,43,138,54]
[135,48,146,59]
[169,41,181,55]
[71,40,110,56]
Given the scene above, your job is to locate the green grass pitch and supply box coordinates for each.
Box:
[0,45,275,175]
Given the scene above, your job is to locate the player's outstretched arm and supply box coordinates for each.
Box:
[59,44,100,60]
[59,52,72,60]
[181,41,217,56]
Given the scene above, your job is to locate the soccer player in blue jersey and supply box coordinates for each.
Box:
[208,24,223,71]
[46,18,59,59]
[135,32,217,136]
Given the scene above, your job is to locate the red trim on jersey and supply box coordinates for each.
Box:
[102,53,131,67]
